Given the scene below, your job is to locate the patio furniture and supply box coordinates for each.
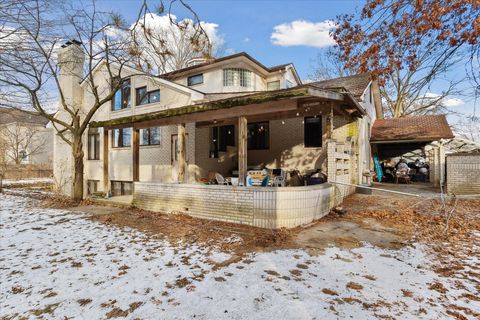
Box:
[229,177,239,186]
[271,169,286,187]
[395,169,411,184]
[261,175,270,187]
[215,173,229,185]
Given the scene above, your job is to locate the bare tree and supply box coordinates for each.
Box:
[126,1,215,74]
[0,0,209,201]
[453,114,480,143]
[308,48,352,81]
[333,0,478,118]
[0,123,47,164]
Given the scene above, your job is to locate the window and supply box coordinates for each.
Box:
[209,125,235,158]
[267,80,280,91]
[87,180,99,195]
[187,74,203,86]
[112,128,131,148]
[286,79,294,88]
[304,116,322,148]
[140,127,161,146]
[111,181,133,196]
[112,78,131,111]
[248,122,269,150]
[136,87,160,106]
[87,128,100,160]
[223,68,252,87]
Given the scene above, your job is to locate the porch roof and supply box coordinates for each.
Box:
[90,85,366,129]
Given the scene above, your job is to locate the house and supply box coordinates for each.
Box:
[54,42,381,228]
[0,108,53,178]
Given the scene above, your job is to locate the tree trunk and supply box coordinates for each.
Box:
[72,135,84,202]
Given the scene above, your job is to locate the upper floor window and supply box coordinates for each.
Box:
[87,128,100,160]
[112,128,131,148]
[248,122,269,150]
[112,78,131,111]
[187,73,203,86]
[140,127,161,146]
[136,87,160,106]
[304,116,322,148]
[267,80,280,91]
[223,68,252,87]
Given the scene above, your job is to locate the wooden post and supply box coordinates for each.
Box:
[103,128,109,195]
[326,102,334,139]
[238,116,248,186]
[132,128,139,182]
[177,123,186,183]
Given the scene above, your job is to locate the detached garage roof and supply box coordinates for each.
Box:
[371,115,454,143]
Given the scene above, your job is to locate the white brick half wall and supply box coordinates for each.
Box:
[133,182,335,229]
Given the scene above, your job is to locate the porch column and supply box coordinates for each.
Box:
[177,123,186,183]
[132,128,139,182]
[103,128,109,195]
[238,116,248,186]
[326,102,334,139]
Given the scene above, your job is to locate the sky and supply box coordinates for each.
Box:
[97,0,361,78]
[96,0,477,119]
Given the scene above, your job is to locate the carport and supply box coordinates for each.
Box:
[370,115,454,186]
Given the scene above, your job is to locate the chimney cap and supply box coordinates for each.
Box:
[61,39,82,48]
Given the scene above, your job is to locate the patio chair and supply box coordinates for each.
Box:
[261,175,270,187]
[271,169,286,187]
[215,173,229,185]
[395,169,411,184]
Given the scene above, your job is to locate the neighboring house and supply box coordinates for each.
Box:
[54,42,381,228]
[0,108,53,167]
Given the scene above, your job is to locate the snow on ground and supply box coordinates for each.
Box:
[0,194,478,319]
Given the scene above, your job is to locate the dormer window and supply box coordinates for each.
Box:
[187,73,203,86]
[223,68,252,87]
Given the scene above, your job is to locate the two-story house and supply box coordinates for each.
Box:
[54,41,382,228]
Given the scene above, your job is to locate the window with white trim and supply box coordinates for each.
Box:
[223,68,252,87]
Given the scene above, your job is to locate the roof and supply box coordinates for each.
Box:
[371,115,454,143]
[310,73,371,98]
[0,108,49,126]
[160,52,295,79]
[90,85,365,129]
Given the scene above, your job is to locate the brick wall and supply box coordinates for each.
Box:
[134,182,255,225]
[133,182,335,228]
[446,153,480,195]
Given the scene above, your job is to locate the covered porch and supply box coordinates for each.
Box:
[90,86,365,228]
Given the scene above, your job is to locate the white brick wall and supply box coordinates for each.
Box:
[133,182,335,228]
[447,154,480,195]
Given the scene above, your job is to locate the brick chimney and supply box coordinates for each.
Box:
[57,40,85,111]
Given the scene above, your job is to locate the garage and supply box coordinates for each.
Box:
[370,115,454,186]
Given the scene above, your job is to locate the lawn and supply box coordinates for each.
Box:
[1,192,479,319]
